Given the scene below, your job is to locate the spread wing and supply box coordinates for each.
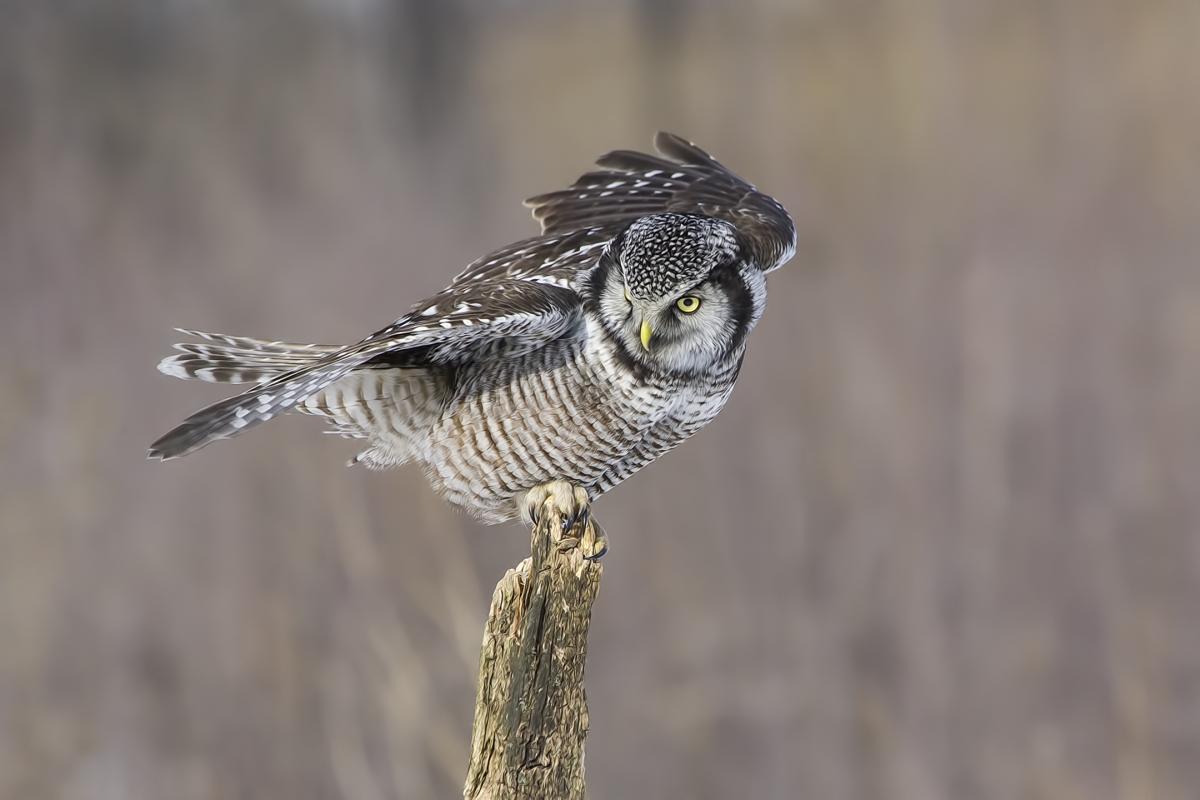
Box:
[524,132,796,272]
[149,280,582,459]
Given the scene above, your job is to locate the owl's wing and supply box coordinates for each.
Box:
[444,225,616,288]
[149,279,582,459]
[524,132,796,273]
[366,277,584,365]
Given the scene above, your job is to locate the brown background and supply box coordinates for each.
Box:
[2,1,1198,798]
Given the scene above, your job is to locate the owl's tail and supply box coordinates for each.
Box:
[157,329,342,384]
[150,330,370,460]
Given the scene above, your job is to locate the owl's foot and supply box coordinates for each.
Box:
[518,480,590,531]
[518,480,607,560]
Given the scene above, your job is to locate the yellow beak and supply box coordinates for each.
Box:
[640,320,652,351]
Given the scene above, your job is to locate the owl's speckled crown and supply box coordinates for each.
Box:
[617,213,741,300]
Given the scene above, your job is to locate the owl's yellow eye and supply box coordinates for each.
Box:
[623,287,632,303]
[676,296,701,313]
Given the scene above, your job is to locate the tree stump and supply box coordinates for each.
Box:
[463,505,605,800]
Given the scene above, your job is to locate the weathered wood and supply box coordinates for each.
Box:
[464,506,605,800]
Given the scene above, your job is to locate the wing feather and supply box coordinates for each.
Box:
[525,132,796,272]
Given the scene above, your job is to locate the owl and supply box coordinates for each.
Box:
[151,133,795,530]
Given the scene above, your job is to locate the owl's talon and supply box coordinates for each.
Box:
[518,480,591,531]
[565,505,589,533]
[584,539,608,561]
[583,519,608,561]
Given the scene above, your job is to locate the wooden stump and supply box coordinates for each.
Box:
[463,505,605,800]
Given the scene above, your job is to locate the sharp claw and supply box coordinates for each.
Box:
[561,503,589,533]
[584,539,608,561]
[583,518,607,561]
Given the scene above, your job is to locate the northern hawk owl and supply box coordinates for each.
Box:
[150,133,795,526]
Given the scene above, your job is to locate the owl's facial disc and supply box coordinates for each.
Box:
[633,290,705,351]
[624,283,733,366]
[587,213,762,375]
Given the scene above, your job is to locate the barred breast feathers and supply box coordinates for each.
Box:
[299,366,450,469]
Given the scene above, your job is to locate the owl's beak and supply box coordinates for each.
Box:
[639,320,652,351]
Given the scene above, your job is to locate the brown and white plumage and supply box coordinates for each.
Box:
[150,133,795,524]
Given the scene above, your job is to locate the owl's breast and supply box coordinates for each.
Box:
[423,318,736,523]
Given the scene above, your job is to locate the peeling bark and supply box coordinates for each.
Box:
[464,508,604,800]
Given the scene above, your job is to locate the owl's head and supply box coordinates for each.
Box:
[584,213,767,375]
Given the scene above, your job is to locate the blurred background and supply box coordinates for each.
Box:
[2,0,1199,798]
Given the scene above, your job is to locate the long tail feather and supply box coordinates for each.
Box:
[149,357,364,459]
[150,331,369,459]
[157,329,341,384]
